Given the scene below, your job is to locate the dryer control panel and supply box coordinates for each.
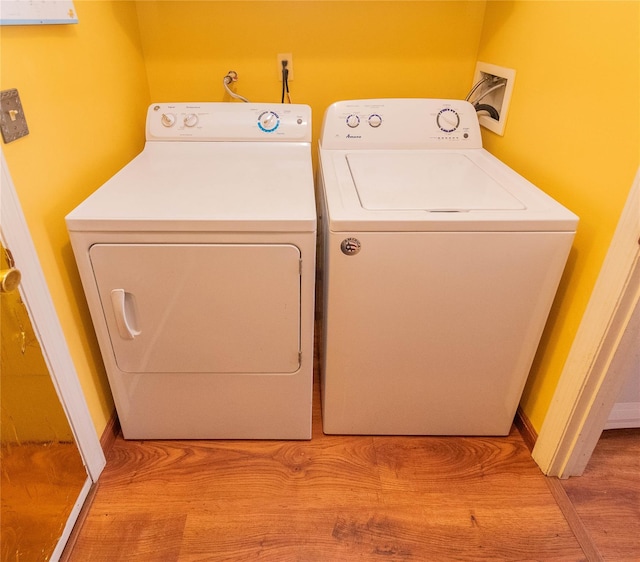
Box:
[147,102,311,142]
[320,98,482,150]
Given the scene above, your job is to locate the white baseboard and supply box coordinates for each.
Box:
[604,402,640,430]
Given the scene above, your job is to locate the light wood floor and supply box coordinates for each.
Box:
[1,442,87,562]
[65,373,640,562]
[67,423,582,560]
[560,427,640,561]
[65,320,639,561]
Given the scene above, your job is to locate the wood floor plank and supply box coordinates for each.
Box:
[175,505,584,562]
[1,442,88,562]
[68,513,186,562]
[545,476,604,562]
[560,428,640,562]
[94,437,383,510]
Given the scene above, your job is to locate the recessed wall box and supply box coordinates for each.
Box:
[470,62,515,136]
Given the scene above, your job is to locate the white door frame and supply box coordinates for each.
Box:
[0,148,105,480]
[533,167,640,478]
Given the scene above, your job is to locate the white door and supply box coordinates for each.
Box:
[1,149,104,561]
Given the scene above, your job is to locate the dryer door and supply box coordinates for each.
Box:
[89,243,301,374]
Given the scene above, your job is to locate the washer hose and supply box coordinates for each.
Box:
[474,103,500,120]
[223,71,250,103]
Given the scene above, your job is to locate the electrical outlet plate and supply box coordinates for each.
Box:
[277,53,293,81]
[471,62,515,136]
[0,88,29,143]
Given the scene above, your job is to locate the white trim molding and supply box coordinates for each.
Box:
[533,167,640,478]
[605,402,640,430]
[0,149,105,481]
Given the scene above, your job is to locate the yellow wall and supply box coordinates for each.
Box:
[0,1,151,435]
[136,1,488,149]
[476,1,639,430]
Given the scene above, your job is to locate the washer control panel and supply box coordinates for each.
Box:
[147,102,311,142]
[320,98,482,150]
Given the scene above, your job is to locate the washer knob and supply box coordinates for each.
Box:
[368,114,382,128]
[436,108,460,133]
[346,114,360,128]
[184,113,199,128]
[161,113,176,127]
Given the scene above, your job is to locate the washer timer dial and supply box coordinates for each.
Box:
[346,114,360,128]
[258,111,280,133]
[436,108,460,133]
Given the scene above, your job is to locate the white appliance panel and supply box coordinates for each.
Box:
[319,98,483,150]
[66,143,316,232]
[113,368,312,440]
[318,98,578,436]
[66,102,316,439]
[321,230,575,435]
[347,152,525,211]
[146,102,311,142]
[320,148,578,232]
[89,243,301,374]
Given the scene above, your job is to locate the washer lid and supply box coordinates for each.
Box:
[347,152,525,212]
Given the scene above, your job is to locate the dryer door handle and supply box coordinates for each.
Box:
[110,289,141,340]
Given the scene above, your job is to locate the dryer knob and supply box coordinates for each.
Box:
[259,111,280,132]
[184,113,199,128]
[346,114,360,128]
[161,113,176,127]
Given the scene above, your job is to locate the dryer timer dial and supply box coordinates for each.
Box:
[258,111,280,132]
[436,108,460,133]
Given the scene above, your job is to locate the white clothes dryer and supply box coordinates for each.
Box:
[67,103,316,440]
[318,98,578,436]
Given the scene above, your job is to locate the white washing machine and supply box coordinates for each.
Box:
[67,102,316,440]
[318,98,578,436]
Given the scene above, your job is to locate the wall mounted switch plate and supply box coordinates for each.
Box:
[471,62,515,136]
[0,89,29,143]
